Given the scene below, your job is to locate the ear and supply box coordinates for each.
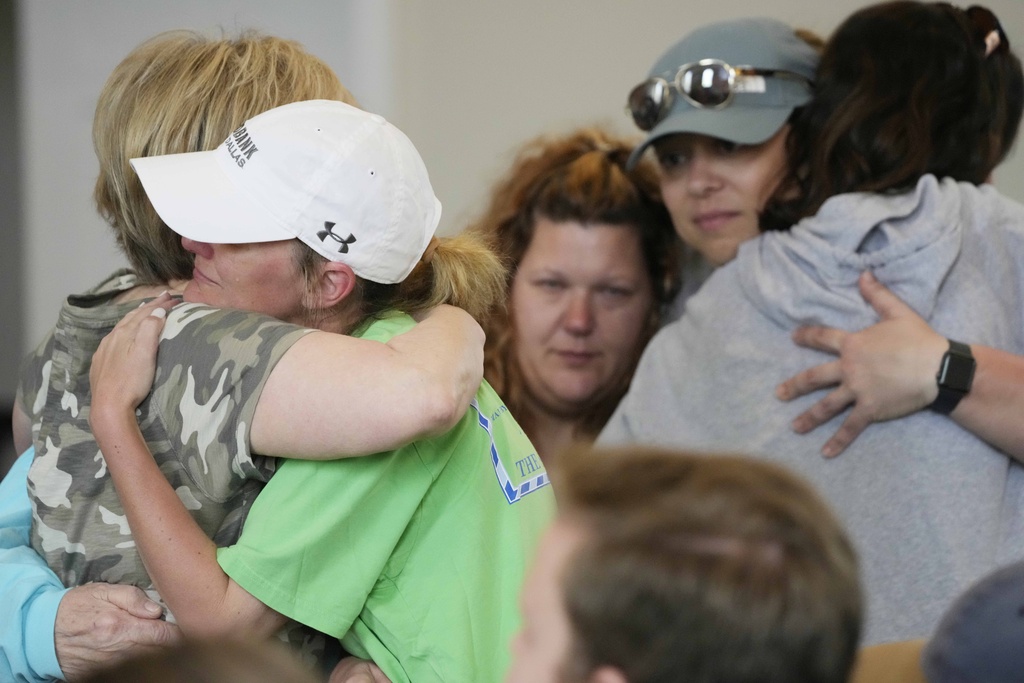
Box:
[315,261,357,309]
[587,665,629,683]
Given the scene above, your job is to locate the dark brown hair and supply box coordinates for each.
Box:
[465,128,679,440]
[555,445,862,683]
[762,1,1023,230]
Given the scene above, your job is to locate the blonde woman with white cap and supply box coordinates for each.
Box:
[9,30,491,681]
[87,100,554,683]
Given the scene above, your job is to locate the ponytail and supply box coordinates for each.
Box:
[360,230,506,323]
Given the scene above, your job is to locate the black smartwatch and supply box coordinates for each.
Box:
[929,339,975,414]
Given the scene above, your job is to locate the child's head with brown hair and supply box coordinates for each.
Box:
[508,444,862,683]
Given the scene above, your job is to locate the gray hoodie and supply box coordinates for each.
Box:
[600,175,1024,644]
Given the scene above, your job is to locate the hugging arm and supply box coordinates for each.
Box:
[777,271,1024,460]
[250,303,484,459]
[92,408,283,640]
[949,345,1024,459]
[91,292,484,638]
[90,297,283,639]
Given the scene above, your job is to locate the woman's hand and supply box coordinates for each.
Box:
[775,271,947,457]
[90,293,176,427]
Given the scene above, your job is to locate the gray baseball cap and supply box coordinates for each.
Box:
[923,560,1024,682]
[627,18,819,168]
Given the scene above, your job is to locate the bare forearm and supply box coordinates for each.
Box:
[951,345,1024,461]
[780,273,1024,460]
[252,306,482,459]
[93,407,283,639]
[388,305,485,433]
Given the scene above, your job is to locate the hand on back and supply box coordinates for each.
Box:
[776,271,946,457]
[55,583,181,681]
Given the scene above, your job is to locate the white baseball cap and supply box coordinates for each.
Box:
[626,18,818,169]
[130,99,442,284]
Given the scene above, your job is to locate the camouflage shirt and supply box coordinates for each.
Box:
[19,271,349,664]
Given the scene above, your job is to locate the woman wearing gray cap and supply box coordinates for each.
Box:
[603,0,1024,644]
[628,18,1024,465]
[625,17,820,315]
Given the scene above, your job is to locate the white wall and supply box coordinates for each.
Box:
[391,0,1024,235]
[11,0,1024,382]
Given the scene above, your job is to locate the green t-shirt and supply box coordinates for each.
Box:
[218,312,555,683]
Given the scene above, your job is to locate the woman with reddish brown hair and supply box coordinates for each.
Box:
[468,128,679,460]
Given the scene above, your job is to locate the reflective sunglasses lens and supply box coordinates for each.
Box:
[628,79,669,131]
[680,62,732,107]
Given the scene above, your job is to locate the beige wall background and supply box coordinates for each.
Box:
[390,0,1024,234]
[6,0,1024,401]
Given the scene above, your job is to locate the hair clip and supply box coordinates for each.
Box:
[965,6,1008,57]
[984,29,1001,57]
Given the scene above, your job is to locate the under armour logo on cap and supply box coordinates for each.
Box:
[317,221,357,253]
[130,100,441,284]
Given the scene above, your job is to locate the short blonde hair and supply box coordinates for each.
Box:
[93,30,356,283]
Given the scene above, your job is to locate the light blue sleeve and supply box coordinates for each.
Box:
[0,448,67,682]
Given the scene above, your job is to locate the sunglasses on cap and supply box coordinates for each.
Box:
[627,59,813,131]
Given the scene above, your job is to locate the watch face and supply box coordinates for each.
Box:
[939,351,976,392]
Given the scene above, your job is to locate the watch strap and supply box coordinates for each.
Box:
[929,339,975,414]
